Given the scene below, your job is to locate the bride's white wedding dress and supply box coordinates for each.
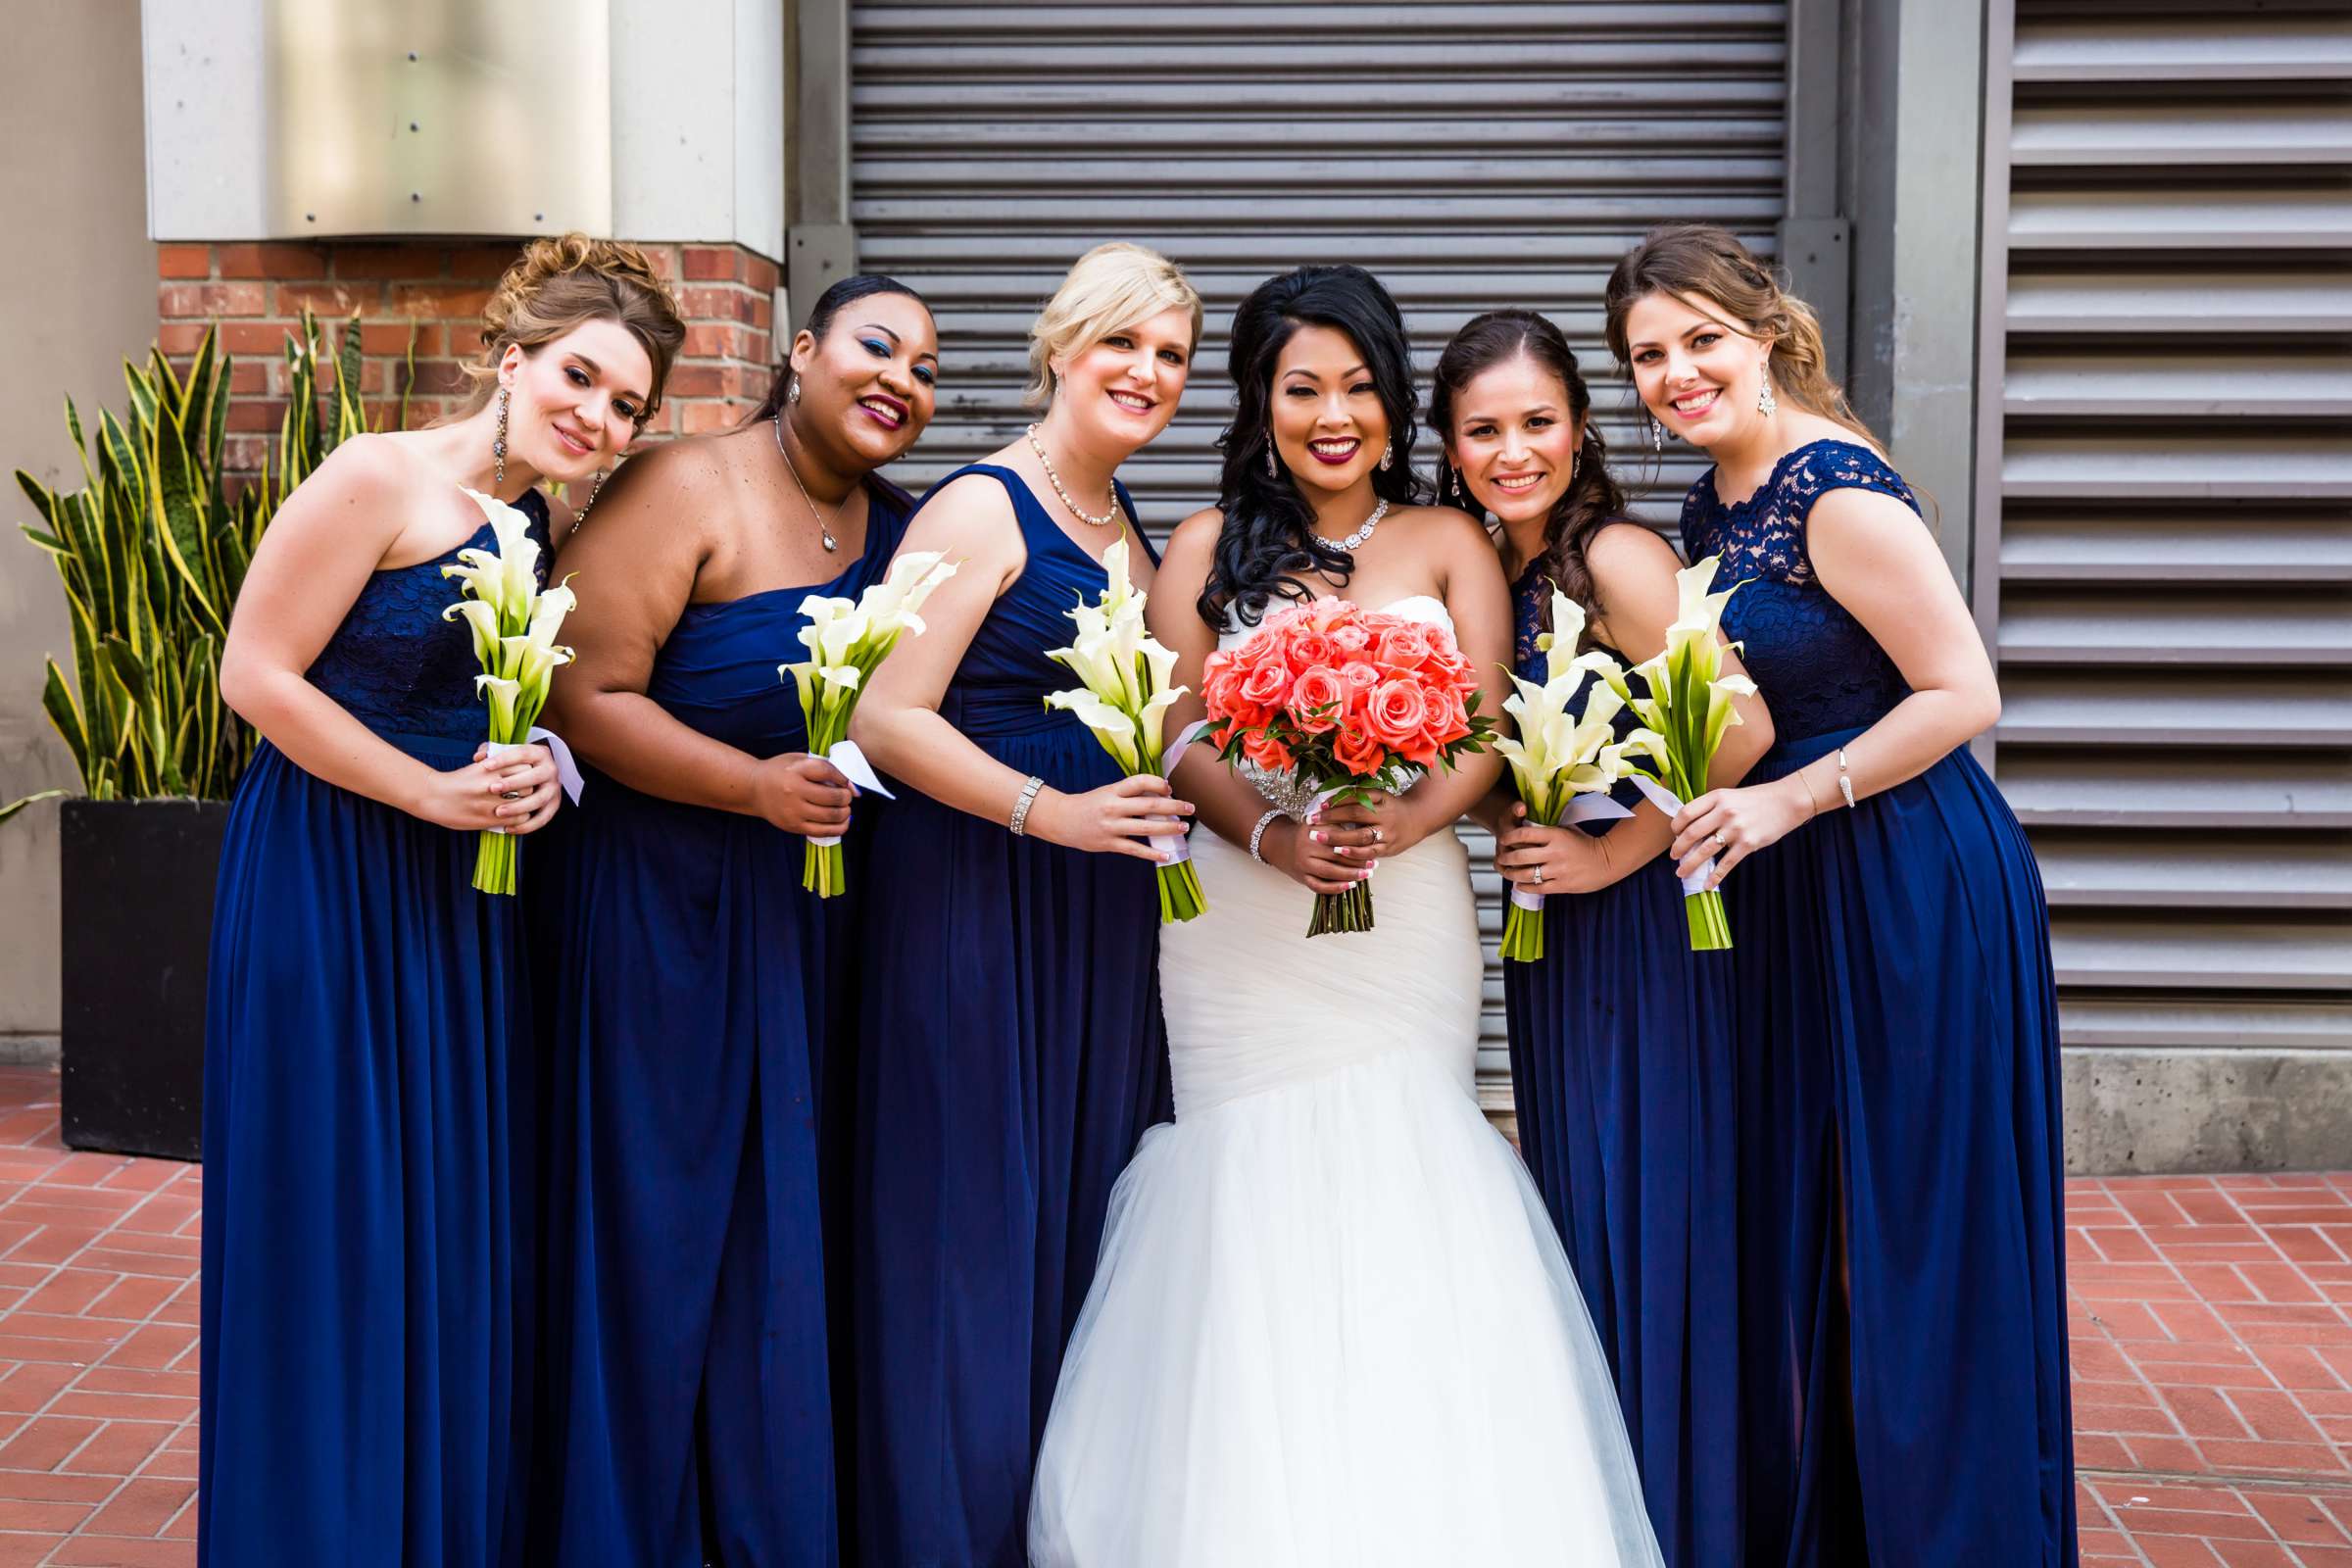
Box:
[1028,598,1664,1567]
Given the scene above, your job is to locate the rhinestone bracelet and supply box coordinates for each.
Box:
[1008,774,1045,837]
[1248,808,1284,862]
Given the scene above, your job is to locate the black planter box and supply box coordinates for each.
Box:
[59,798,225,1161]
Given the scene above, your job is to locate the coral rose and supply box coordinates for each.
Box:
[1339,660,1382,693]
[1374,620,1434,669]
[1330,621,1372,656]
[1238,658,1291,711]
[1241,727,1295,774]
[1288,629,1339,672]
[1287,667,1348,734]
[1366,677,1432,750]
[1331,721,1388,779]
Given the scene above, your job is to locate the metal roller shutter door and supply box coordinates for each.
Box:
[1984,1,2352,1102]
[850,1,1790,1105]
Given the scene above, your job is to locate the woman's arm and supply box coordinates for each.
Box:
[849,476,1191,859]
[1151,514,1368,897]
[539,444,852,837]
[217,436,559,833]
[1669,484,1998,881]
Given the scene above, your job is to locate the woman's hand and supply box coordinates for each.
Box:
[1312,787,1433,860]
[754,753,856,839]
[414,744,562,835]
[1263,813,1377,896]
[1670,775,1813,886]
[1493,802,1613,895]
[1027,774,1195,860]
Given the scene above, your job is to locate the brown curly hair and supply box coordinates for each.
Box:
[457,233,686,423]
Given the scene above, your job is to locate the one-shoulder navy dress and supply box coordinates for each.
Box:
[1500,555,1742,1568]
[851,465,1169,1568]
[525,483,911,1567]
[201,489,551,1567]
[1681,440,2075,1567]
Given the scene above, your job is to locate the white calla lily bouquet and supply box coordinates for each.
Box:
[443,488,574,896]
[1593,554,1758,952]
[1494,590,1638,962]
[781,549,957,898]
[1042,538,1205,924]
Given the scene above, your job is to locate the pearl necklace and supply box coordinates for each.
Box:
[1026,423,1120,528]
[1323,497,1390,553]
[774,415,841,553]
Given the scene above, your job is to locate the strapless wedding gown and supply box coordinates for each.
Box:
[1028,598,1664,1567]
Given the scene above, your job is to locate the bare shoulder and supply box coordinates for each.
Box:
[300,430,414,504]
[1584,518,1682,577]
[1163,507,1227,564]
[910,469,1022,538]
[1396,502,1494,552]
[1809,482,1932,542]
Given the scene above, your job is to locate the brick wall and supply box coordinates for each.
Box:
[155,239,778,474]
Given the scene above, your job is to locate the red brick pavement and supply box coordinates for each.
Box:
[0,1061,2342,1564]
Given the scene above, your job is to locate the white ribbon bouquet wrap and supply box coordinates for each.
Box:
[779,549,956,898]
[1494,590,1637,963]
[1041,538,1206,924]
[442,488,585,897]
[1592,554,1758,952]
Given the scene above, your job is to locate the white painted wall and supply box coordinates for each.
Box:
[147,0,787,258]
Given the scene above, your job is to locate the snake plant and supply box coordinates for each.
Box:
[9,313,411,808]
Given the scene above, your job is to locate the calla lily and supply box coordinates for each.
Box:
[444,598,502,666]
[1046,688,1142,772]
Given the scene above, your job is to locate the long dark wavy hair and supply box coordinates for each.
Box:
[1200,266,1429,628]
[744,272,930,426]
[1430,310,1628,649]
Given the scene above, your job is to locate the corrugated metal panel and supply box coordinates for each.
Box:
[1989,0,2352,1044]
[850,0,1790,1079]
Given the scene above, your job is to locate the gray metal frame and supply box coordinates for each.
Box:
[789,0,858,312]
[1780,0,1850,377]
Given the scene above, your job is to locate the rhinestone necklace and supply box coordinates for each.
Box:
[774,415,841,553]
[1320,497,1390,554]
[1026,423,1120,528]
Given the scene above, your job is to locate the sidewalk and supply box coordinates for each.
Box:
[0,1062,2343,1565]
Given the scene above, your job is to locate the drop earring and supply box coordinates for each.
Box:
[1265,439,1279,479]
[1448,469,1463,503]
[1649,416,1666,454]
[1757,371,1778,417]
[787,375,801,406]
[493,386,510,487]
[1379,439,1393,471]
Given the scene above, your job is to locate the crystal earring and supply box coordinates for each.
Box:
[1379,439,1393,471]
[1757,372,1778,417]
[494,386,510,487]
[1265,439,1279,479]
[1448,468,1463,503]
[1649,416,1666,454]
[787,375,801,406]
[1570,453,1581,482]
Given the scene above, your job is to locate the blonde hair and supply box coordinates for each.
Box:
[1602,223,1876,446]
[1025,241,1204,408]
[458,233,687,422]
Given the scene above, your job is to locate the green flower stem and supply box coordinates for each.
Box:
[805,840,847,899]
[1306,879,1375,939]
[1500,900,1545,963]
[1157,859,1206,924]
[1684,889,1733,952]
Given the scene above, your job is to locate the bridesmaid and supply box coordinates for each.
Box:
[848,241,1201,1566]
[1606,225,2076,1566]
[526,274,937,1566]
[1434,308,1769,1568]
[203,235,683,1566]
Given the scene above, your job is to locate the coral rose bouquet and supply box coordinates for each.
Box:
[1200,598,1492,937]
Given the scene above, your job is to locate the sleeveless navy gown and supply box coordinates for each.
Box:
[525,484,911,1566]
[1682,440,2076,1566]
[201,490,551,1567]
[851,465,1169,1567]
[1500,554,1742,1568]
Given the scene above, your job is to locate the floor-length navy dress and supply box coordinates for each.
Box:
[1500,553,1742,1568]
[1682,440,2076,1567]
[852,465,1168,1568]
[201,489,551,1568]
[525,483,910,1567]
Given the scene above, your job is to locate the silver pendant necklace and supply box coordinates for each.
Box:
[774,414,842,553]
[1025,423,1121,528]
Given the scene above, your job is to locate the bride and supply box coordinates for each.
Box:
[1028,267,1664,1566]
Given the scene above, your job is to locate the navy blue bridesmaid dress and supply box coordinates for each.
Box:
[201,489,552,1567]
[1682,440,2076,1567]
[851,465,1168,1568]
[525,481,912,1567]
[1500,551,1742,1568]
